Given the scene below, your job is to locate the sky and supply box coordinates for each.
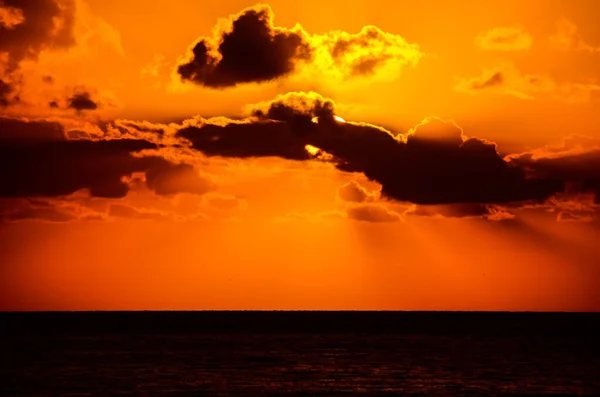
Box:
[1,0,600,311]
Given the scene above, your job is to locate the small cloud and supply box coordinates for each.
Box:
[67,91,98,111]
[455,63,600,103]
[549,18,599,53]
[475,26,533,51]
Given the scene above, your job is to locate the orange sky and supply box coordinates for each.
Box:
[1,0,600,311]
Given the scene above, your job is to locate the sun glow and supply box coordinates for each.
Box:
[310,115,346,123]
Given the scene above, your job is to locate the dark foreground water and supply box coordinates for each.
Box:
[1,312,600,396]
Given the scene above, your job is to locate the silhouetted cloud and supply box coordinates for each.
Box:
[0,1,76,106]
[177,5,311,88]
[507,144,600,204]
[0,116,212,199]
[67,91,98,111]
[177,93,560,205]
[475,26,532,51]
[0,0,76,71]
[175,5,422,88]
[0,79,14,106]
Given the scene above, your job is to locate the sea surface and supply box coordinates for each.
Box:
[1,311,599,396]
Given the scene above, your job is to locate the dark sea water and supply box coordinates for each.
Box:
[1,312,600,396]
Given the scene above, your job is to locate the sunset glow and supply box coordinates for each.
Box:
[1,0,600,312]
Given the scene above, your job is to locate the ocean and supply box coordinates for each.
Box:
[1,311,599,396]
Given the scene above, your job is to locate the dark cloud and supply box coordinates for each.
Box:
[48,100,59,108]
[176,5,311,88]
[0,79,14,106]
[42,75,54,84]
[0,116,65,141]
[179,120,311,160]
[67,91,98,111]
[407,203,514,220]
[177,93,561,205]
[0,117,211,199]
[0,0,76,72]
[0,1,76,105]
[508,147,600,203]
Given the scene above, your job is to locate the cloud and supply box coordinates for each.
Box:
[0,0,76,72]
[407,203,515,221]
[338,180,379,203]
[107,203,182,221]
[507,142,600,204]
[549,18,599,53]
[307,25,422,82]
[176,5,311,88]
[5,90,600,220]
[455,63,600,103]
[146,163,215,196]
[0,116,212,199]
[475,26,533,51]
[67,90,98,111]
[175,4,421,88]
[345,203,402,223]
[0,197,105,223]
[0,4,25,29]
[557,211,594,223]
[0,78,16,106]
[0,1,124,111]
[176,93,566,205]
